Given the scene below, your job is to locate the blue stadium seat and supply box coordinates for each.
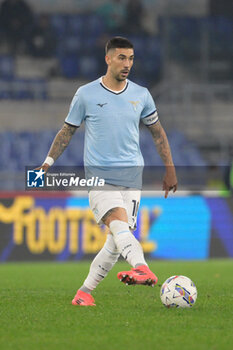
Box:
[56,35,82,56]
[64,35,82,54]
[0,78,12,99]
[145,37,161,57]
[168,131,206,166]
[85,15,105,35]
[0,133,11,170]
[50,15,67,37]
[127,36,146,58]
[67,15,86,35]
[0,78,47,100]
[209,17,233,57]
[0,56,15,78]
[82,36,98,53]
[59,55,79,78]
[79,56,99,80]
[162,17,201,61]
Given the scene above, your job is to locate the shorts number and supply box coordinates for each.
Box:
[132,199,139,219]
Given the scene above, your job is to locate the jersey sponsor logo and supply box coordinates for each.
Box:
[97,103,108,107]
[129,100,140,111]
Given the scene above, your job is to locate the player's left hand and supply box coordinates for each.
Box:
[163,166,178,198]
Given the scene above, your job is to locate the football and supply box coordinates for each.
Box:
[160,275,197,308]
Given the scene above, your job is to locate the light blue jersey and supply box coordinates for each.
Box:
[65,77,158,188]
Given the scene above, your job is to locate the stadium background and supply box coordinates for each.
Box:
[0,0,232,262]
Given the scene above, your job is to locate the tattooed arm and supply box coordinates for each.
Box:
[148,121,178,197]
[40,123,77,171]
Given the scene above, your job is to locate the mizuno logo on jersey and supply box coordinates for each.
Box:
[97,103,108,107]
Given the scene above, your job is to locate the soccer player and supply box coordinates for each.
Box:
[39,37,177,306]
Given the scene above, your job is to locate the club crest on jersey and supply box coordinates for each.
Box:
[129,101,140,111]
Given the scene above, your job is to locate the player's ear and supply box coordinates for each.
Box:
[105,49,114,65]
[105,54,111,65]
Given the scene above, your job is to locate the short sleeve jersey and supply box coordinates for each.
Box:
[65,77,158,187]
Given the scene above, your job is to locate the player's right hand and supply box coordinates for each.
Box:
[163,166,178,198]
[34,163,50,173]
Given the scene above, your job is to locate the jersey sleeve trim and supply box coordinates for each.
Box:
[64,121,79,128]
[141,110,159,126]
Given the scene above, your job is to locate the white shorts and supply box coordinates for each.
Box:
[89,184,141,230]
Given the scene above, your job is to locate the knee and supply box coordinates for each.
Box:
[102,207,128,227]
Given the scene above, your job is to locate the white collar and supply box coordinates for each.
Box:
[99,76,128,94]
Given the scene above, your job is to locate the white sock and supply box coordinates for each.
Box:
[109,220,148,268]
[81,234,120,291]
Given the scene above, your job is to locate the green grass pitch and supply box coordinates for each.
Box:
[0,260,233,350]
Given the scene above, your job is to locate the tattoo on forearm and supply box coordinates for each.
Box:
[148,122,173,165]
[47,123,77,161]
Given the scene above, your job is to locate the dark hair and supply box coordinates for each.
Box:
[105,36,134,54]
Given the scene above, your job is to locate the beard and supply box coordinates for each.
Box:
[116,76,126,81]
[115,71,129,81]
